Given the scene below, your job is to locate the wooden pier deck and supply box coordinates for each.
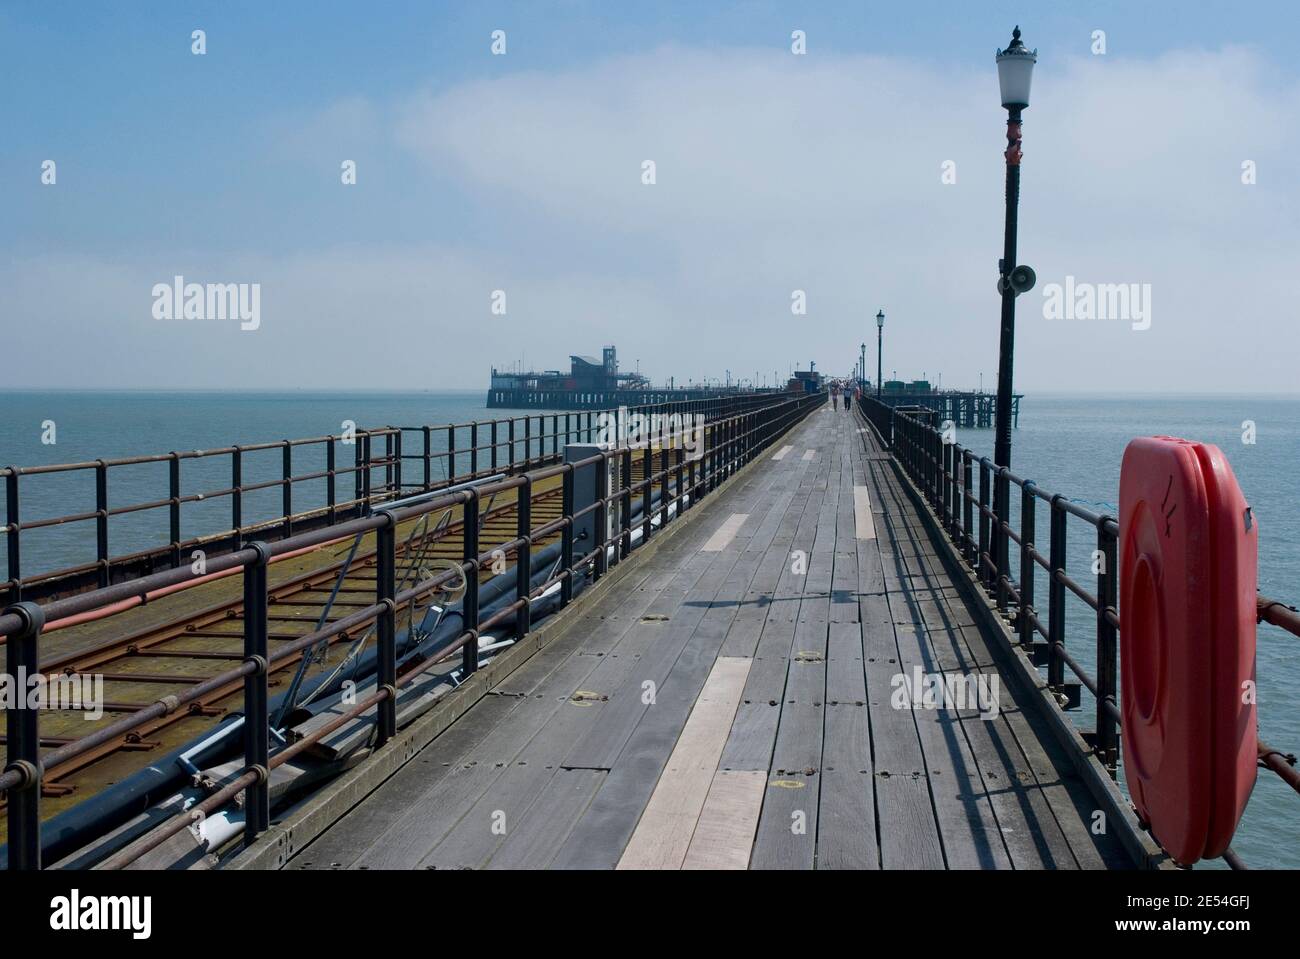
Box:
[279,406,1133,870]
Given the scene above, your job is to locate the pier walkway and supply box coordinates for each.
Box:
[280,406,1132,870]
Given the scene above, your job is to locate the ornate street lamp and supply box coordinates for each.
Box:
[992,26,1037,588]
[876,309,885,399]
[993,25,1037,468]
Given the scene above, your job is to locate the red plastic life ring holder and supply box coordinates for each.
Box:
[1119,436,1258,865]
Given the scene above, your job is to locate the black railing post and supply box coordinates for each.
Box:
[659,446,669,530]
[282,441,293,536]
[4,600,45,869]
[354,434,363,507]
[361,432,375,514]
[997,467,1013,611]
[687,444,697,512]
[234,447,247,546]
[931,429,941,506]
[169,452,182,567]
[978,460,991,588]
[462,490,480,676]
[994,469,1010,613]
[1019,482,1036,648]
[5,470,20,602]
[515,477,532,640]
[393,430,403,494]
[594,454,608,581]
[642,446,653,542]
[490,421,498,472]
[942,439,952,528]
[561,466,575,606]
[1096,520,1120,773]
[423,426,432,491]
[447,425,457,482]
[508,418,516,469]
[95,460,109,588]
[1047,495,1067,691]
[962,452,974,564]
[375,509,397,746]
[620,448,632,559]
[242,541,272,845]
[951,444,963,536]
[469,423,478,478]
[383,432,393,497]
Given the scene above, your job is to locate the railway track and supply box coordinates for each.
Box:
[0,482,576,818]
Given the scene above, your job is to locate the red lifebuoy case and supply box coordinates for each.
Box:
[1119,436,1257,864]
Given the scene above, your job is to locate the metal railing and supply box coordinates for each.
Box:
[860,396,1300,869]
[0,391,824,869]
[2,393,778,606]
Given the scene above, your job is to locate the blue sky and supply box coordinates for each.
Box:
[5,2,1299,390]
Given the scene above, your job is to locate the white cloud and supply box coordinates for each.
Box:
[8,43,1299,391]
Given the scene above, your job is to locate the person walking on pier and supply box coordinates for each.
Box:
[831,383,840,410]
[844,383,853,412]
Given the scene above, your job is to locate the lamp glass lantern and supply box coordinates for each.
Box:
[876,309,885,329]
[995,27,1037,109]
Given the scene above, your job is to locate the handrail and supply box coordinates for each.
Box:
[2,393,778,606]
[858,395,1299,869]
[1,391,825,869]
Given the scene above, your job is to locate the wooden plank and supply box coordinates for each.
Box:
[701,513,749,552]
[617,656,751,869]
[818,621,877,869]
[749,618,826,870]
[771,445,793,461]
[854,485,876,540]
[485,768,606,869]
[682,769,766,869]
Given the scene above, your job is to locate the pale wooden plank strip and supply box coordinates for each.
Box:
[701,513,749,552]
[771,445,793,461]
[616,656,752,870]
[854,485,876,540]
[682,769,766,870]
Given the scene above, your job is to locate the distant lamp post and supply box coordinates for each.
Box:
[992,25,1037,590]
[875,310,885,399]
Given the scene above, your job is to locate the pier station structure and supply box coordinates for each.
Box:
[487,344,777,410]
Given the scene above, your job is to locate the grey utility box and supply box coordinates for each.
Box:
[564,443,619,560]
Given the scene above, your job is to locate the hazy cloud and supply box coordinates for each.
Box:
[8,43,1297,390]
